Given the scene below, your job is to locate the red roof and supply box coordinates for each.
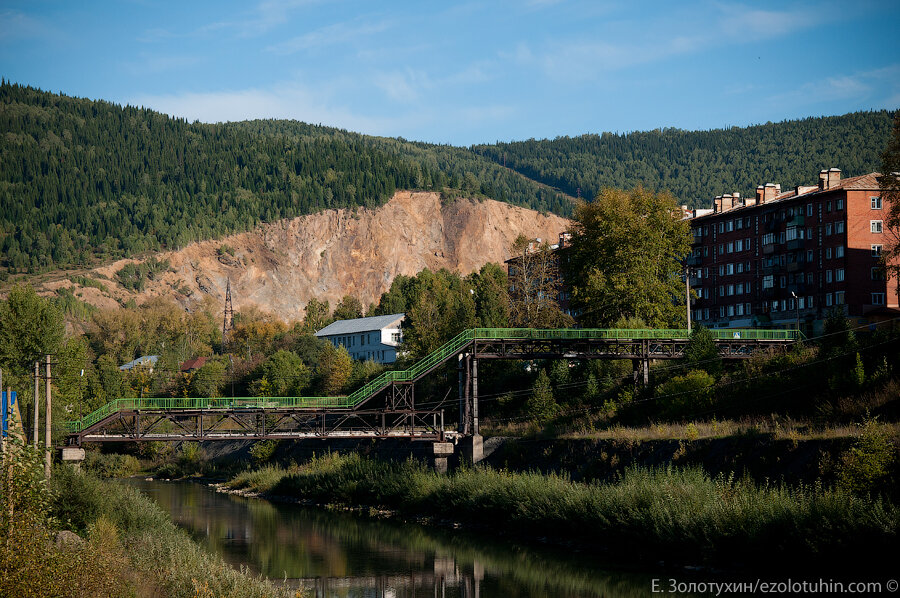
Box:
[180,356,209,372]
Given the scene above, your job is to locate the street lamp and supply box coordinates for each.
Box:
[790,291,800,333]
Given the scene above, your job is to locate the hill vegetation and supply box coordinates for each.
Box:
[473,111,894,204]
[1,81,893,276]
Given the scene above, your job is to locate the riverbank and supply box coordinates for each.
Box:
[0,439,293,598]
[50,467,294,598]
[224,452,898,573]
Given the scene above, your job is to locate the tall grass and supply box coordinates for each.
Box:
[52,467,293,598]
[226,453,898,571]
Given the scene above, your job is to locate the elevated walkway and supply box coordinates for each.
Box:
[64,327,799,445]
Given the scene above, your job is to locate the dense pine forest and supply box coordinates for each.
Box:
[0,81,893,274]
[472,111,894,204]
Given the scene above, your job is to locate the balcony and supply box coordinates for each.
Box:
[787,215,805,227]
[786,238,805,251]
[687,255,703,266]
[787,283,807,295]
[762,263,782,276]
[786,261,803,273]
[762,243,777,255]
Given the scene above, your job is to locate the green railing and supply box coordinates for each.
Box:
[65,327,800,433]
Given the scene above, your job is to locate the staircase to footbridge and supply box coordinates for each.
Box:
[64,328,800,446]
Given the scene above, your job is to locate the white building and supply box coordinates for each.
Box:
[314,313,404,363]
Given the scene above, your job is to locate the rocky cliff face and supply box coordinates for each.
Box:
[77,192,571,321]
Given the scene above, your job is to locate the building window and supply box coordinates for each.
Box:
[806,203,813,216]
[719,286,725,297]
[872,293,886,305]
[727,284,734,296]
[872,244,883,257]
[826,200,832,212]
[835,291,845,305]
[726,263,734,275]
[762,233,774,246]
[872,267,886,281]
[825,247,832,259]
[826,293,833,307]
[835,221,844,234]
[871,220,883,233]
[719,306,726,318]
[807,249,814,263]
[736,304,744,316]
[835,245,843,258]
[727,220,734,232]
[718,265,725,276]
[825,223,833,236]
[704,308,710,320]
[836,199,844,211]
[727,242,734,253]
[779,275,786,288]
[836,269,844,282]
[719,222,725,233]
[737,262,744,274]
[762,275,774,289]
[826,270,833,283]
[872,196,882,210]
[727,305,735,316]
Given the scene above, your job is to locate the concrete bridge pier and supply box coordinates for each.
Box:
[459,434,483,465]
[431,441,455,473]
[61,446,85,471]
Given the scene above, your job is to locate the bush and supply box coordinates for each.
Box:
[84,452,142,478]
[655,369,715,418]
[838,416,896,495]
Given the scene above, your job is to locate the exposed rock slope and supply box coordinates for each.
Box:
[78,192,570,320]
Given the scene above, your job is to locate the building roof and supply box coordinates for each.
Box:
[119,355,158,371]
[314,313,405,337]
[690,172,882,223]
[180,356,209,372]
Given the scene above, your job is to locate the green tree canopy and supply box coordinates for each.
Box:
[0,285,64,382]
[565,187,691,327]
[332,295,363,321]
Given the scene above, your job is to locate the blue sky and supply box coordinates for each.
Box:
[1,0,898,145]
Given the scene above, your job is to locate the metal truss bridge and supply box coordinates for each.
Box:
[64,327,800,446]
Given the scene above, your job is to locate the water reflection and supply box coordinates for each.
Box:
[129,480,658,597]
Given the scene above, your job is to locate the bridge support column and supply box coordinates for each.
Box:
[432,441,454,473]
[459,434,483,465]
[471,357,478,436]
[632,357,649,388]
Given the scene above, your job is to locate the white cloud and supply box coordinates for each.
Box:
[517,2,831,81]
[765,63,900,108]
[267,19,392,54]
[0,9,53,42]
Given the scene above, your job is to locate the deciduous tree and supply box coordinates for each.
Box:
[508,235,572,328]
[565,187,690,327]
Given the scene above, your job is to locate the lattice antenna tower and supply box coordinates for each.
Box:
[222,278,234,349]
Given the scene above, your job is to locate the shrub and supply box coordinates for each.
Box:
[838,416,896,495]
[655,369,715,418]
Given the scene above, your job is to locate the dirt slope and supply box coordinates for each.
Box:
[55,192,570,321]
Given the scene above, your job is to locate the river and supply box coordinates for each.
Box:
[128,479,669,598]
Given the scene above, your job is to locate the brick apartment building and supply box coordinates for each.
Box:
[687,168,897,334]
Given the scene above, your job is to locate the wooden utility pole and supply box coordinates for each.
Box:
[44,354,51,479]
[0,367,4,454]
[33,361,40,448]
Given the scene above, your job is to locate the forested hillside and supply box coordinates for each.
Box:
[0,82,568,273]
[473,111,894,205]
[1,80,892,276]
